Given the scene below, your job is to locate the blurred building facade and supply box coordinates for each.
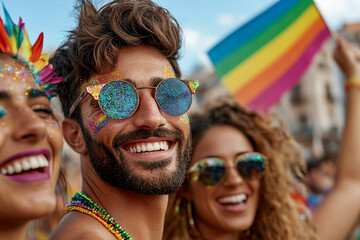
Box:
[188,22,360,161]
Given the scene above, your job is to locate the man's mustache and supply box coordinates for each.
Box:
[112,127,183,149]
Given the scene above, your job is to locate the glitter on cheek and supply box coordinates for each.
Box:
[0,120,12,127]
[164,65,176,78]
[179,114,189,124]
[95,116,110,135]
[87,113,110,136]
[87,119,96,133]
[45,119,62,136]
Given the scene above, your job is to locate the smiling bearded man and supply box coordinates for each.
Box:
[49,1,198,240]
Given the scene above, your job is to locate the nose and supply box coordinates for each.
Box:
[222,166,245,187]
[12,107,47,143]
[132,89,166,130]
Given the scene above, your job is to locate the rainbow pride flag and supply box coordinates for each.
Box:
[208,0,331,112]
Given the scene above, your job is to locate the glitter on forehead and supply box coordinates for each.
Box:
[164,65,176,78]
[179,114,189,124]
[0,61,33,81]
[82,71,124,89]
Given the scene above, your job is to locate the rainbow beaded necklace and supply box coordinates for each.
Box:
[66,192,132,240]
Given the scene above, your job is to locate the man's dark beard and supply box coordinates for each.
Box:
[80,124,192,195]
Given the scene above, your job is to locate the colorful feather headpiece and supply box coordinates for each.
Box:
[0,6,62,99]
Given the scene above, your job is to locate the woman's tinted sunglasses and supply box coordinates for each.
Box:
[187,152,268,187]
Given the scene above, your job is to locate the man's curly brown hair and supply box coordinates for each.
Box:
[164,96,318,240]
[50,0,182,122]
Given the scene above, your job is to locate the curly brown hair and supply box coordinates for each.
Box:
[164,96,318,240]
[49,0,182,121]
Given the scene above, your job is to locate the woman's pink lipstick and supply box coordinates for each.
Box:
[1,148,51,183]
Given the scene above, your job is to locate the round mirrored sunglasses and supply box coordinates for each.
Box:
[69,78,199,119]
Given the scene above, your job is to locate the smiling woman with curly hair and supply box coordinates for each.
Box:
[163,38,360,240]
[164,96,317,240]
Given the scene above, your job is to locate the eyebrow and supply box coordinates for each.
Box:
[203,151,250,160]
[123,77,165,88]
[0,89,48,102]
[27,89,48,99]
[235,151,252,157]
[0,90,11,100]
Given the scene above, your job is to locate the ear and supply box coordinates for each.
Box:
[62,118,87,155]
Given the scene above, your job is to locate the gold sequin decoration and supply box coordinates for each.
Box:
[164,65,176,78]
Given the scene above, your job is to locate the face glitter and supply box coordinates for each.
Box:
[164,65,176,78]
[179,114,189,124]
[82,71,124,88]
[0,119,11,127]
[0,108,5,118]
[87,113,110,135]
[0,61,32,81]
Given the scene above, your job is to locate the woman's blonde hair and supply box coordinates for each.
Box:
[164,96,318,240]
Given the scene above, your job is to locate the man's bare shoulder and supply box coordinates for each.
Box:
[50,211,114,240]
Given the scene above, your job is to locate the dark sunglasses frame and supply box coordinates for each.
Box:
[187,152,268,187]
[69,78,198,119]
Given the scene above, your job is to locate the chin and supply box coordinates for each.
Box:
[25,191,58,218]
[224,217,256,233]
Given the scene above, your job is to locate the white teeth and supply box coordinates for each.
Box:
[38,156,48,167]
[146,143,154,151]
[0,155,49,175]
[38,156,44,167]
[22,160,31,171]
[7,165,14,175]
[14,162,22,173]
[30,156,39,169]
[128,141,169,153]
[43,157,49,167]
[218,194,247,204]
[154,142,160,150]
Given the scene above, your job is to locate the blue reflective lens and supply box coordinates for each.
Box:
[99,81,138,119]
[156,78,192,115]
[236,153,267,179]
